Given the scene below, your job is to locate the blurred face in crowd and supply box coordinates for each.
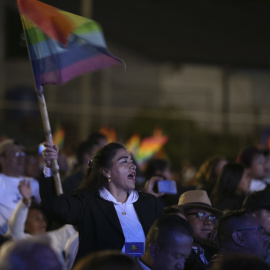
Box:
[264,154,270,179]
[24,209,47,235]
[236,215,269,260]
[236,169,252,195]
[97,138,108,148]
[250,154,266,180]
[186,208,215,243]
[158,165,173,180]
[151,232,193,270]
[24,154,40,178]
[253,209,270,235]
[0,144,25,177]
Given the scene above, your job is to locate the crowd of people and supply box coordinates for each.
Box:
[0,132,270,270]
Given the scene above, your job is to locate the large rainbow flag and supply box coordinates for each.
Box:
[17,0,124,90]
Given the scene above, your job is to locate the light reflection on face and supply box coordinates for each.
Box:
[106,148,136,193]
[186,208,214,242]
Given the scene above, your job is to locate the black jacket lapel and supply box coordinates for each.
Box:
[95,195,123,235]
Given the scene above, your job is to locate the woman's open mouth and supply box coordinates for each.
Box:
[128,173,136,181]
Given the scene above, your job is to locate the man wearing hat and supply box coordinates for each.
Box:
[177,190,223,270]
[0,139,40,235]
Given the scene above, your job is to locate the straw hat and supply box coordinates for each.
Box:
[177,190,223,217]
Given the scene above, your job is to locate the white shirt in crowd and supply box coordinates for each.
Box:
[7,199,76,269]
[250,179,267,192]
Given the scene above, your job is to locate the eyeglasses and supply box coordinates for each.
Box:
[236,226,266,235]
[13,152,25,157]
[1,150,25,158]
[187,211,216,223]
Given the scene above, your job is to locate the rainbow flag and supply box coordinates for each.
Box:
[17,0,124,90]
[99,127,117,143]
[126,129,168,167]
[136,134,168,165]
[53,125,65,149]
[126,134,141,155]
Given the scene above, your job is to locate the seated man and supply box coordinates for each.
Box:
[177,190,223,270]
[0,139,40,235]
[242,189,270,264]
[242,189,270,236]
[139,214,193,270]
[217,210,269,261]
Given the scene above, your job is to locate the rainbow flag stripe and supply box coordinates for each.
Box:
[136,136,168,164]
[53,125,65,149]
[17,0,124,90]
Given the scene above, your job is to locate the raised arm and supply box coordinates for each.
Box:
[39,142,84,225]
[8,180,32,239]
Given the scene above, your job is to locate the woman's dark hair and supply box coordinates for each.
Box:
[144,159,170,180]
[212,163,246,199]
[77,143,126,192]
[195,156,226,195]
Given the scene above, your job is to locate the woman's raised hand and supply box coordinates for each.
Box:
[18,180,32,207]
[42,142,59,168]
[19,180,32,199]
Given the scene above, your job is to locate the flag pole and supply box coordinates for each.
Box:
[35,86,63,195]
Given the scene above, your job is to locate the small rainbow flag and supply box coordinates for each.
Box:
[126,134,141,155]
[126,129,168,167]
[99,127,117,143]
[53,125,65,149]
[17,0,124,90]
[136,133,168,165]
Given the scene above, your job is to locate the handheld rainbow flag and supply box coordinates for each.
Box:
[126,134,141,155]
[126,129,168,167]
[17,0,124,90]
[99,127,117,143]
[53,125,65,150]
[136,130,168,165]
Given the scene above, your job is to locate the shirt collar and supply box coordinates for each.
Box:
[99,187,139,205]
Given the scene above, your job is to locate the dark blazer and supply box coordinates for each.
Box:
[39,176,162,262]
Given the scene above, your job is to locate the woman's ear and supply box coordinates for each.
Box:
[100,168,110,178]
